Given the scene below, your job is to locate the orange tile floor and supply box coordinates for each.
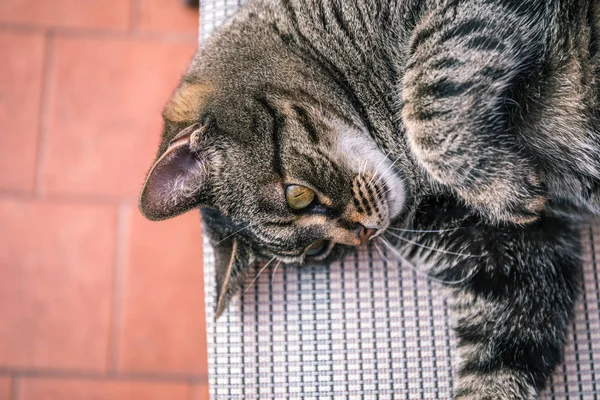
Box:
[0,1,209,399]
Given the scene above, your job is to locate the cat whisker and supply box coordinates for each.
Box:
[373,156,401,186]
[377,238,472,286]
[368,150,392,185]
[377,186,394,197]
[362,158,372,177]
[271,259,282,279]
[386,227,463,234]
[384,231,482,258]
[373,240,388,260]
[359,158,369,176]
[374,240,434,281]
[243,256,277,296]
[215,222,256,246]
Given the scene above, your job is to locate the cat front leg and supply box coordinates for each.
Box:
[402,0,551,224]
[444,217,582,399]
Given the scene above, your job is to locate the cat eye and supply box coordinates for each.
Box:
[286,184,315,210]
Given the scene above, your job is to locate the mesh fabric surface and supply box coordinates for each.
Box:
[199,2,600,398]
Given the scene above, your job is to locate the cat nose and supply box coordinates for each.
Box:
[355,223,377,245]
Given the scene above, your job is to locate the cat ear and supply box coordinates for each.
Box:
[140,123,210,221]
[163,81,212,124]
[214,238,251,319]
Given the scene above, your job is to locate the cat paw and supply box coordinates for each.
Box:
[457,168,547,225]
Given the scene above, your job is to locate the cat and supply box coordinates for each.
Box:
[139,0,600,398]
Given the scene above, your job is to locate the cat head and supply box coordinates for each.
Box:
[139,13,411,318]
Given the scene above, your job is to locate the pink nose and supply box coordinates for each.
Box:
[356,224,377,245]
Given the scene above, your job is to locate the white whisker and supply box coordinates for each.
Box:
[359,158,369,176]
[368,150,392,185]
[271,259,282,279]
[386,227,463,234]
[385,231,481,258]
[363,158,370,176]
[243,256,277,295]
[378,238,472,285]
[373,156,401,186]
[378,186,394,197]
[215,222,256,246]
[373,241,390,263]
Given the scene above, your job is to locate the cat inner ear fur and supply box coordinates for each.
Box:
[214,237,251,320]
[139,123,210,221]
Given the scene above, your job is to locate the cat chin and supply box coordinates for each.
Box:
[259,241,351,267]
[336,131,406,220]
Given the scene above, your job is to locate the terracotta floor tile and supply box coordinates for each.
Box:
[191,383,210,400]
[42,36,196,198]
[0,31,45,192]
[136,0,199,34]
[0,199,117,370]
[119,209,207,375]
[21,378,190,400]
[0,0,130,30]
[0,377,11,400]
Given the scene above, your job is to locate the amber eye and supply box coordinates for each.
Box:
[286,184,315,210]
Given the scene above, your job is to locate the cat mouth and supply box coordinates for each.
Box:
[294,225,388,263]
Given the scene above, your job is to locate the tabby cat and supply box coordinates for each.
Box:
[140,0,600,398]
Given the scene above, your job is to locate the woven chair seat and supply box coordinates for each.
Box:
[199,2,600,398]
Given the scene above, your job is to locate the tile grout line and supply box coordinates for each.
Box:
[0,190,137,205]
[0,367,208,384]
[11,375,20,400]
[32,30,55,198]
[0,24,198,43]
[107,202,131,373]
[128,0,141,34]
[188,384,196,400]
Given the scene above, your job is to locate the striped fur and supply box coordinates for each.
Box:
[139,0,600,398]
